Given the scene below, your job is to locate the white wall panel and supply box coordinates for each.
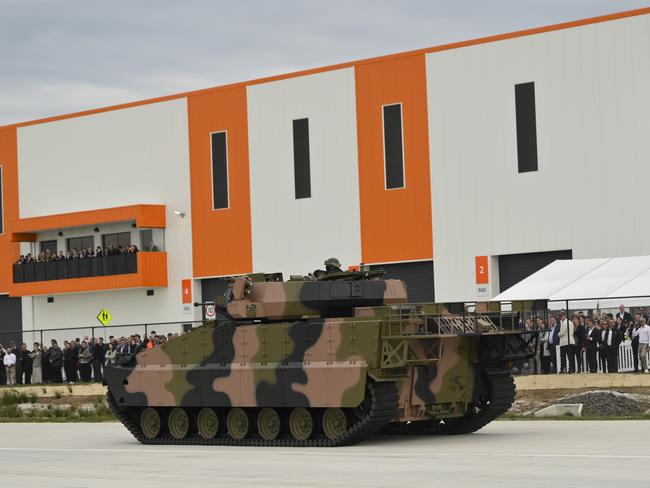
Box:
[16,99,200,329]
[426,14,650,301]
[247,68,361,276]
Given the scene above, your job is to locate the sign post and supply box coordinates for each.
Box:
[97,308,112,327]
[204,303,217,321]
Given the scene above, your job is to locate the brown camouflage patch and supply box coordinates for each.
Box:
[125,348,176,406]
[292,321,365,407]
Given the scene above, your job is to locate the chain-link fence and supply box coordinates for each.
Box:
[0,320,205,351]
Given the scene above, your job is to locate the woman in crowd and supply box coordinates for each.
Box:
[105,343,117,367]
[78,341,92,382]
[30,343,42,384]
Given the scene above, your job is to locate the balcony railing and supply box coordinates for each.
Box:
[8,252,168,297]
[13,253,138,283]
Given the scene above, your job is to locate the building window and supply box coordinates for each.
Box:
[140,229,156,251]
[210,131,229,209]
[515,82,539,173]
[0,165,3,235]
[382,103,405,189]
[102,232,131,250]
[40,240,58,254]
[67,236,94,252]
[292,118,311,199]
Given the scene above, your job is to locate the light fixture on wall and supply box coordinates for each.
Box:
[173,210,186,218]
[93,227,100,233]
[57,231,63,237]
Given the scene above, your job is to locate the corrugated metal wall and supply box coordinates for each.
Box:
[370,260,434,303]
[498,250,572,293]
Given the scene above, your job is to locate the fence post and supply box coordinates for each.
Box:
[144,324,148,340]
[40,329,43,348]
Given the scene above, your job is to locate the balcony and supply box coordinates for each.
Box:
[9,252,167,297]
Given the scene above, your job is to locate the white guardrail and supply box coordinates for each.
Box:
[530,341,648,373]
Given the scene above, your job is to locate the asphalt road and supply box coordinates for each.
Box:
[0,420,648,487]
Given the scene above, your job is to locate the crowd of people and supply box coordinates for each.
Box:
[525,305,650,374]
[0,331,178,385]
[15,244,140,265]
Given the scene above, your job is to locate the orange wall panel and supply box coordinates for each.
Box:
[355,54,433,264]
[188,87,252,277]
[11,204,166,233]
[0,127,20,293]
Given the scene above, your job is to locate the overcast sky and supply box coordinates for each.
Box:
[0,0,647,125]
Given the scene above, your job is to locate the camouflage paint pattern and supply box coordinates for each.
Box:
[105,270,524,423]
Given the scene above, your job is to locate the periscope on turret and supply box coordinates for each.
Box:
[104,258,537,446]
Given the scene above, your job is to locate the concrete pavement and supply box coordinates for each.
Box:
[0,420,648,487]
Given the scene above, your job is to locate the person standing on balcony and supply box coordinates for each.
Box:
[632,317,650,373]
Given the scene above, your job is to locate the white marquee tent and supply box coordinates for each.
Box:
[492,256,650,309]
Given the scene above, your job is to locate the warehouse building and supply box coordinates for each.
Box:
[1,7,649,340]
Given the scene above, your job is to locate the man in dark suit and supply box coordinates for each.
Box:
[573,316,586,373]
[603,318,621,373]
[585,318,599,373]
[547,316,560,374]
[616,305,632,324]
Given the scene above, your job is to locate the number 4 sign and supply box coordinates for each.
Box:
[182,279,192,304]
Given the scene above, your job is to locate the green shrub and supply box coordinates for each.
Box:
[0,390,37,406]
[0,405,23,418]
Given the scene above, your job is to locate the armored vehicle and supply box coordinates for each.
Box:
[105,263,535,446]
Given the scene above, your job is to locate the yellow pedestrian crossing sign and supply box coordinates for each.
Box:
[97,308,112,326]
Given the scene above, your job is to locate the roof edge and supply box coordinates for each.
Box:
[3,5,649,130]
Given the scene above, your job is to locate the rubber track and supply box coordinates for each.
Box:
[107,380,398,447]
[381,371,515,435]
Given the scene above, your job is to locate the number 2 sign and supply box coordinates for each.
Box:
[475,256,489,284]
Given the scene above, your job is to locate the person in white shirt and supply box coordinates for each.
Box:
[3,348,16,385]
[558,311,576,373]
[632,317,650,373]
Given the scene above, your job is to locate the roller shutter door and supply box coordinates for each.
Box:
[370,260,434,303]
[0,295,22,346]
[498,250,572,293]
[200,278,229,319]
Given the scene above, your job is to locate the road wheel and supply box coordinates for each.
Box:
[141,407,161,439]
[227,408,249,440]
[196,408,219,440]
[322,408,347,440]
[257,408,281,440]
[289,407,313,441]
[168,407,190,439]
